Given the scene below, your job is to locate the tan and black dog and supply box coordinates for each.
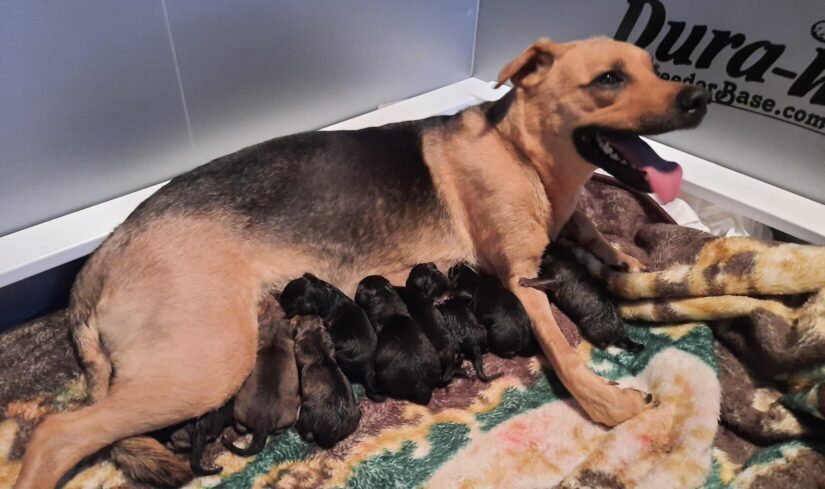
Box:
[14,37,708,488]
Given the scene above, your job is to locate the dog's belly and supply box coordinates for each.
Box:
[253,221,470,296]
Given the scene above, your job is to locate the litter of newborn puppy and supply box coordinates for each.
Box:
[157,253,636,463]
[280,273,383,401]
[356,275,442,404]
[521,242,644,352]
[223,296,300,456]
[450,264,538,358]
[293,315,362,448]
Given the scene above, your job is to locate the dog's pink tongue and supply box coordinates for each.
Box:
[643,164,683,204]
[607,136,683,204]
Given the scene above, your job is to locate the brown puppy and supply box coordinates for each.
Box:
[223,296,300,457]
[15,37,708,488]
[293,315,361,448]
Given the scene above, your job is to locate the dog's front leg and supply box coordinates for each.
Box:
[563,210,645,272]
[500,246,651,426]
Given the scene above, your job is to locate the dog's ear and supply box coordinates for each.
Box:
[496,38,563,89]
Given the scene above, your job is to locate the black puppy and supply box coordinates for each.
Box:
[293,315,361,448]
[355,275,441,404]
[442,265,502,381]
[169,399,234,476]
[406,262,450,301]
[279,273,383,401]
[437,297,502,382]
[449,263,477,302]
[399,264,465,385]
[521,242,643,352]
[449,265,538,358]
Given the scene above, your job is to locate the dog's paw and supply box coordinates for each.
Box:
[610,252,646,273]
[580,378,653,426]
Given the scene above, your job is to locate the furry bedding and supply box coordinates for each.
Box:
[1,176,823,489]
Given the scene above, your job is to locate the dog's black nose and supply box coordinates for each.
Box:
[677,86,711,113]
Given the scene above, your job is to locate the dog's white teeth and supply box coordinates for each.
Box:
[595,134,628,166]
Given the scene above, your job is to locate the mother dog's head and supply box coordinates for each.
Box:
[496,37,710,203]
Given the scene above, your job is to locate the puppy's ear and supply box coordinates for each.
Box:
[354,283,375,309]
[496,38,564,89]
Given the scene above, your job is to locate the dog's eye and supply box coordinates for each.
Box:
[592,71,625,87]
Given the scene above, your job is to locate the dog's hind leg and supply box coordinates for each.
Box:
[13,307,257,488]
[69,304,195,485]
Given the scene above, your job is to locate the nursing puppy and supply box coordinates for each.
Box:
[521,242,644,351]
[437,295,502,382]
[449,264,478,302]
[293,316,361,448]
[406,262,450,302]
[450,265,538,358]
[356,275,441,404]
[279,273,382,400]
[399,264,464,384]
[223,299,301,457]
[18,37,709,488]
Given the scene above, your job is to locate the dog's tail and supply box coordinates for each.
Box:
[223,429,268,457]
[15,383,197,489]
[471,347,502,383]
[110,437,193,487]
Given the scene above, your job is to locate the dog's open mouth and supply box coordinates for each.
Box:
[574,128,683,204]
